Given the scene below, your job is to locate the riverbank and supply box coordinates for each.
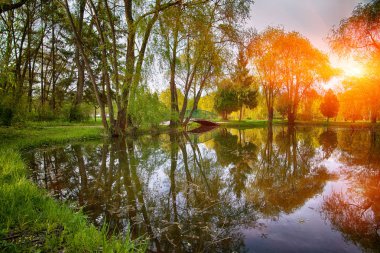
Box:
[217,119,380,129]
[0,125,146,252]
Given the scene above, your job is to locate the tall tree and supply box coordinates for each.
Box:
[60,0,182,135]
[329,0,380,123]
[248,28,334,125]
[278,31,334,125]
[0,0,28,14]
[247,27,284,125]
[232,49,258,121]
[157,0,253,127]
[329,0,380,56]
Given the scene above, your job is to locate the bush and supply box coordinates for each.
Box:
[0,106,13,126]
[35,104,57,121]
[62,103,92,122]
[129,86,170,128]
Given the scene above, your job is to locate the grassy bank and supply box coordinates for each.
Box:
[0,125,146,252]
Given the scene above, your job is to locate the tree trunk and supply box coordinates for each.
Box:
[73,0,85,106]
[88,0,115,133]
[268,106,274,125]
[288,112,295,125]
[62,0,108,131]
[50,17,56,110]
[104,0,121,111]
[27,3,33,112]
[239,105,243,121]
[40,4,45,108]
[74,49,85,105]
[371,113,377,124]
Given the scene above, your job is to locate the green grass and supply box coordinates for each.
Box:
[0,125,146,252]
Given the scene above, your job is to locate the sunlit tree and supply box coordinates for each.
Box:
[247,27,284,125]
[275,93,289,120]
[320,89,340,122]
[329,0,380,57]
[248,27,334,125]
[339,89,364,122]
[329,0,380,123]
[278,32,334,124]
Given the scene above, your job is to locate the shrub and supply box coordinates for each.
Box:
[62,103,92,122]
[129,86,170,128]
[0,106,13,126]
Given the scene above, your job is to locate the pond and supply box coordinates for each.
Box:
[24,126,380,253]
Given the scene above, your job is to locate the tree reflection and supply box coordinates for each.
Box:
[212,127,332,217]
[213,128,258,198]
[318,129,338,159]
[322,129,380,252]
[251,127,331,216]
[26,132,257,252]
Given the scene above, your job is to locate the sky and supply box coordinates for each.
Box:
[248,0,369,52]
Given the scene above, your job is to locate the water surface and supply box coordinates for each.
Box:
[24,126,380,252]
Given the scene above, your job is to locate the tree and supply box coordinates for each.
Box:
[0,0,28,14]
[156,0,253,127]
[59,0,186,135]
[0,0,255,132]
[214,80,239,120]
[247,27,283,125]
[320,89,339,122]
[232,49,258,121]
[248,27,334,125]
[278,32,334,125]
[275,93,289,120]
[328,0,380,123]
[298,89,321,121]
[329,0,380,57]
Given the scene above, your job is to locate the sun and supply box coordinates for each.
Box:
[342,61,365,77]
[333,57,365,78]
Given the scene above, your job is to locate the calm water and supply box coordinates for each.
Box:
[24,126,380,253]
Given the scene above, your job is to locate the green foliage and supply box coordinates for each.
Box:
[130,86,170,128]
[159,88,189,110]
[64,103,92,122]
[0,106,13,126]
[233,51,259,114]
[214,50,259,120]
[35,104,57,121]
[214,81,240,119]
[275,93,289,119]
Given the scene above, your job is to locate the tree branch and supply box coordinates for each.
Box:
[0,0,28,14]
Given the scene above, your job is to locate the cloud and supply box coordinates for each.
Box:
[248,0,367,51]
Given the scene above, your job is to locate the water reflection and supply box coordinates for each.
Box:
[24,127,380,252]
[322,129,380,252]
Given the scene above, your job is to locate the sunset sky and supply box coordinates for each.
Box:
[248,0,370,86]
